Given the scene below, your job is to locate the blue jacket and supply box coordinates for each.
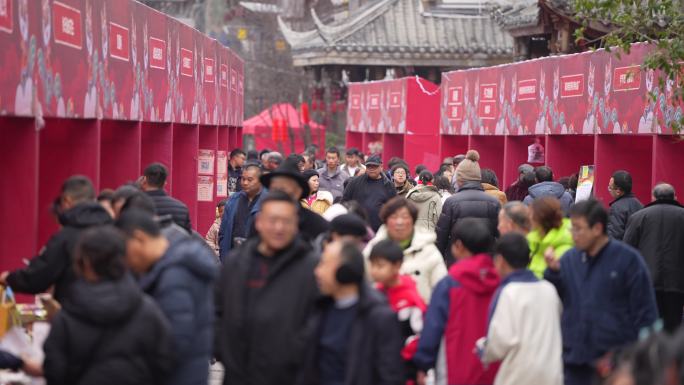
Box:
[544,239,658,366]
[139,237,218,385]
[218,188,267,260]
[523,182,574,216]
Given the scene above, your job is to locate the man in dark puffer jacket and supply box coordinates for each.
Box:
[117,210,217,385]
[435,150,500,266]
[141,162,192,233]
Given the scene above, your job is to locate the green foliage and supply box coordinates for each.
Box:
[574,0,684,132]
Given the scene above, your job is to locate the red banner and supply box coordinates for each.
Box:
[441,43,675,135]
[53,1,82,49]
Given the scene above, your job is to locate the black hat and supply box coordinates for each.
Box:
[330,214,367,237]
[302,169,319,181]
[259,157,310,199]
[365,154,382,166]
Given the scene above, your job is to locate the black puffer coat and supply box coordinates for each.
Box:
[145,189,192,232]
[435,181,501,265]
[43,274,175,385]
[607,193,643,240]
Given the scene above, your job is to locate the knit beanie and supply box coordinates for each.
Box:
[456,150,481,182]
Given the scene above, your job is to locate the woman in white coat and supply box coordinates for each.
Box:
[363,196,447,303]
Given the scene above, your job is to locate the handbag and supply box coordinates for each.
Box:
[0,287,21,338]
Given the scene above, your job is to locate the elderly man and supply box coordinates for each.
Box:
[624,183,684,332]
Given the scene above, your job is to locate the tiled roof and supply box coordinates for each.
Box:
[279,0,514,67]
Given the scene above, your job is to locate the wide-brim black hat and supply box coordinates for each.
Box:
[259,157,310,199]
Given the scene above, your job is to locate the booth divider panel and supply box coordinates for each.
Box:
[0,118,39,274]
[595,135,653,204]
[346,132,363,151]
[468,135,505,184]
[382,134,404,166]
[503,136,543,189]
[172,124,200,231]
[219,126,230,151]
[100,121,142,190]
[545,135,596,182]
[652,135,684,200]
[141,123,173,190]
[404,133,440,172]
[236,127,243,148]
[38,119,100,246]
[439,135,469,170]
[198,125,219,236]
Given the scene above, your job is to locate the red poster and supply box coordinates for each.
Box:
[350,94,360,109]
[109,22,129,61]
[478,101,496,119]
[448,104,463,120]
[517,79,537,101]
[230,68,236,90]
[447,87,462,104]
[204,57,214,83]
[560,74,584,98]
[149,37,165,69]
[389,92,401,108]
[613,65,641,91]
[480,84,497,101]
[0,0,13,33]
[368,93,380,109]
[53,1,82,49]
[180,48,193,77]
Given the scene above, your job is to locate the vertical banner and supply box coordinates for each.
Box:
[229,49,237,126]
[201,36,218,125]
[136,2,170,122]
[346,83,363,132]
[176,22,195,123]
[218,46,230,125]
[100,0,135,120]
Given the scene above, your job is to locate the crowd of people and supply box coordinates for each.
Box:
[0,144,683,385]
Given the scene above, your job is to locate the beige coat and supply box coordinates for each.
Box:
[363,225,447,303]
[301,190,334,215]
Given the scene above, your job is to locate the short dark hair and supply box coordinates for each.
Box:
[653,183,675,200]
[531,196,563,234]
[97,189,115,203]
[379,197,418,224]
[418,170,434,185]
[62,175,96,202]
[120,191,156,215]
[433,176,455,193]
[345,148,359,156]
[338,240,366,284]
[230,149,246,159]
[113,184,140,204]
[75,225,127,280]
[612,170,633,193]
[143,163,168,188]
[246,150,259,160]
[495,233,531,269]
[481,169,499,188]
[259,149,271,159]
[369,239,404,264]
[217,199,227,209]
[391,163,410,176]
[451,218,493,254]
[534,166,554,183]
[569,199,608,234]
[415,164,427,175]
[243,163,262,176]
[326,147,340,157]
[287,153,305,165]
[260,190,298,211]
[116,209,162,238]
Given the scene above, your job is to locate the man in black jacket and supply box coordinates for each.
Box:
[141,162,192,232]
[297,240,404,385]
[436,150,500,265]
[342,155,396,232]
[0,176,112,303]
[214,191,320,385]
[257,157,330,243]
[624,183,684,332]
[607,170,643,240]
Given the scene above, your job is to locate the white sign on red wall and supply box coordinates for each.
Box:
[220,64,228,88]
[479,84,497,119]
[204,58,215,83]
[561,74,584,98]
[0,0,13,34]
[613,66,641,91]
[518,79,537,101]
[149,37,166,70]
[180,48,193,77]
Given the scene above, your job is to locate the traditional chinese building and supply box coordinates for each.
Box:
[489,0,610,60]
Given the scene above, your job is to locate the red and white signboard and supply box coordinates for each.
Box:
[389,92,401,108]
[0,0,12,34]
[53,1,82,49]
[220,64,228,88]
[613,66,641,91]
[561,74,584,98]
[109,22,130,61]
[350,94,360,109]
[204,58,215,83]
[448,87,462,104]
[479,84,497,119]
[448,105,463,121]
[180,48,193,77]
[149,37,166,70]
[238,75,243,95]
[230,69,237,91]
[518,79,537,101]
[369,94,380,109]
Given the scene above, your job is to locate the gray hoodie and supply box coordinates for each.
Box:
[523,181,574,215]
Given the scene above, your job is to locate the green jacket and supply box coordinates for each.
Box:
[527,218,574,278]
